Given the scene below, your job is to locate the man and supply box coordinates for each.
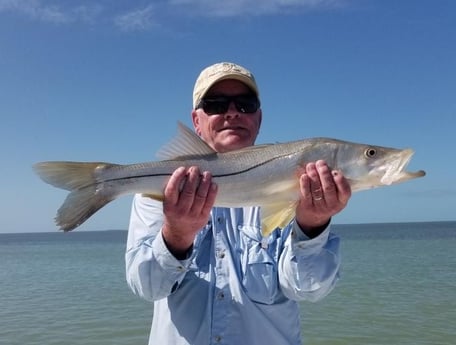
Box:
[126,62,352,345]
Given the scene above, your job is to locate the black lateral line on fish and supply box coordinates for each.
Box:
[99,153,295,185]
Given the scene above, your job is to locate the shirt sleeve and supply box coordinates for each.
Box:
[125,194,192,302]
[277,220,341,302]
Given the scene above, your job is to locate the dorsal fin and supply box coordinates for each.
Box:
[156,121,216,160]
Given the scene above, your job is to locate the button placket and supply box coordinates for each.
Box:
[211,208,230,345]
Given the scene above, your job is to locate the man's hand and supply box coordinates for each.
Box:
[162,166,217,258]
[295,160,352,238]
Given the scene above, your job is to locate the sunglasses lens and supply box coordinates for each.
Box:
[201,99,230,115]
[198,95,260,115]
[234,95,259,113]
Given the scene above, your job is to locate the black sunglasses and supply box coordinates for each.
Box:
[196,94,260,115]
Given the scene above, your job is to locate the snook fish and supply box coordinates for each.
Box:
[33,122,425,234]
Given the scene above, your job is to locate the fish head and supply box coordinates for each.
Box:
[335,143,426,192]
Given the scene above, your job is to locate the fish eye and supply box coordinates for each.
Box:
[365,148,377,158]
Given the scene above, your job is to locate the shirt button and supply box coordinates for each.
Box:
[214,335,222,342]
[218,251,225,259]
[217,292,225,300]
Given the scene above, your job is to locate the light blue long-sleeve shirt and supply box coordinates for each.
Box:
[125,194,341,345]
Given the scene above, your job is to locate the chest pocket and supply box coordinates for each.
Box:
[239,226,279,305]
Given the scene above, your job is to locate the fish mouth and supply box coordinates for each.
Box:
[380,149,426,185]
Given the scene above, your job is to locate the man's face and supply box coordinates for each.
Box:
[192,79,262,153]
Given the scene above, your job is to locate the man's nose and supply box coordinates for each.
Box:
[224,101,240,118]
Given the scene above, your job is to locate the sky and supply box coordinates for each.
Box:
[1,0,455,233]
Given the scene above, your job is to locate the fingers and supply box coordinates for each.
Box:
[315,160,337,205]
[331,169,352,205]
[162,167,217,256]
[180,167,205,211]
[193,170,217,215]
[164,166,217,214]
[164,166,187,205]
[302,161,330,206]
[300,160,351,208]
[296,160,352,232]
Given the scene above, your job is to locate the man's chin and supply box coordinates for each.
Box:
[218,137,253,151]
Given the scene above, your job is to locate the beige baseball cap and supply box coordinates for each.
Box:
[192,62,260,109]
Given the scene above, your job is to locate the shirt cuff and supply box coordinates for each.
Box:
[291,219,331,241]
[151,230,194,273]
[290,220,332,254]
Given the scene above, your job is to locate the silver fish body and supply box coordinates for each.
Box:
[33,122,425,234]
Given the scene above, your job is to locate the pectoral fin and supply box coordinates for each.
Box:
[261,201,297,237]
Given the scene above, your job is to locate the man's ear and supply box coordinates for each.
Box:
[257,109,262,134]
[191,110,201,135]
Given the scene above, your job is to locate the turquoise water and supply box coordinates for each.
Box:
[1,222,455,345]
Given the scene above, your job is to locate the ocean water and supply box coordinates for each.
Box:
[0,222,455,345]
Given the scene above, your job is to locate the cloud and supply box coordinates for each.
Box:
[72,4,103,24]
[111,0,348,31]
[0,0,102,24]
[0,0,68,23]
[1,0,349,30]
[113,4,157,32]
[168,0,346,17]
